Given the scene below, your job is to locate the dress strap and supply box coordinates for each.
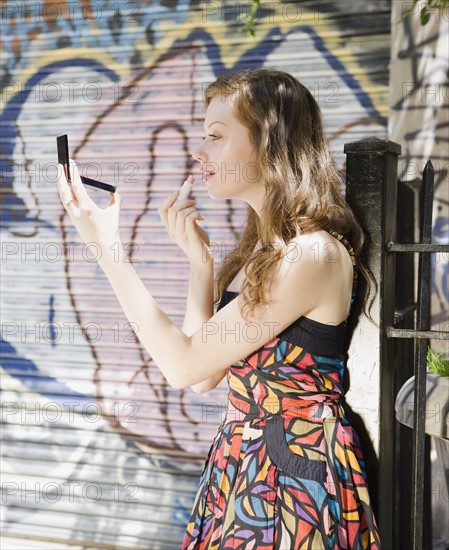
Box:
[326,229,358,305]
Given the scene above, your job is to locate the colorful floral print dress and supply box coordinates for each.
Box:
[181,230,381,550]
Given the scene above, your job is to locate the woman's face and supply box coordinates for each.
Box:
[192,94,264,205]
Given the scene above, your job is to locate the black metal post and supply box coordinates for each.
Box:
[393,178,416,549]
[412,161,434,549]
[344,137,402,550]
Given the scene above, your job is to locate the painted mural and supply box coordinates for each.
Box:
[388,2,449,546]
[389,0,448,332]
[0,0,412,548]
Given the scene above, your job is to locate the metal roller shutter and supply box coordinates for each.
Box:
[1,1,390,548]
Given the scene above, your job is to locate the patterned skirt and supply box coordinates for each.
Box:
[181,400,381,549]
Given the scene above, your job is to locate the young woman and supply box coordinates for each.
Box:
[57,68,381,549]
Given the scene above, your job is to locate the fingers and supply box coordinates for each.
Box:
[158,190,181,215]
[178,208,208,237]
[176,206,200,227]
[158,192,195,221]
[172,202,197,232]
[57,160,106,214]
[57,162,77,210]
[157,189,204,239]
[108,190,121,209]
[69,159,96,210]
[157,191,175,225]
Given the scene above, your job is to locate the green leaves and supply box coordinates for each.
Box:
[237,0,261,38]
[427,347,449,377]
[402,0,449,26]
[420,6,431,24]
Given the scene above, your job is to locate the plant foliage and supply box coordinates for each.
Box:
[237,0,261,37]
[402,0,449,25]
[427,346,449,377]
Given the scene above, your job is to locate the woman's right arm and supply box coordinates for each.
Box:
[182,258,227,393]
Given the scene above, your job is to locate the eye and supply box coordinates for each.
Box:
[201,134,219,141]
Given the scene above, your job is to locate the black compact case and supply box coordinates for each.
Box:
[56,134,117,193]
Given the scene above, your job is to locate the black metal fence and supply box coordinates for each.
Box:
[344,138,449,549]
[387,161,448,549]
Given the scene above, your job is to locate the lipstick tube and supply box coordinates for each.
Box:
[177,174,194,200]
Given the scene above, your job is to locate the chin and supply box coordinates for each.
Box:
[206,188,220,200]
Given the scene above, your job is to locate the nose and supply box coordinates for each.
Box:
[192,139,207,163]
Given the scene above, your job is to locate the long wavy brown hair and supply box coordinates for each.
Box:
[204,68,374,324]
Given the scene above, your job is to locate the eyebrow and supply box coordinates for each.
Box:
[203,121,226,129]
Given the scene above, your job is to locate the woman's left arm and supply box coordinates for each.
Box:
[57,160,327,391]
[97,244,192,388]
[57,160,192,389]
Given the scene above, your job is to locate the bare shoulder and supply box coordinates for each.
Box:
[273,230,344,282]
[243,231,336,316]
[267,230,353,316]
[290,230,351,267]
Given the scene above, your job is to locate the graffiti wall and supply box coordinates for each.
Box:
[388,0,448,332]
[388,1,449,545]
[1,1,391,548]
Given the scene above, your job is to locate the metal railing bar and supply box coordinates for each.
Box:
[386,243,449,252]
[386,328,449,339]
[411,160,434,549]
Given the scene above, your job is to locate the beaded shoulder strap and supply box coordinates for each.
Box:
[326,229,358,305]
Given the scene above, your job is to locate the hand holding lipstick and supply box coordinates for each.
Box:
[174,174,204,220]
[158,174,211,266]
[177,174,195,201]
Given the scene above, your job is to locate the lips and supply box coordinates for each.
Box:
[202,171,215,182]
